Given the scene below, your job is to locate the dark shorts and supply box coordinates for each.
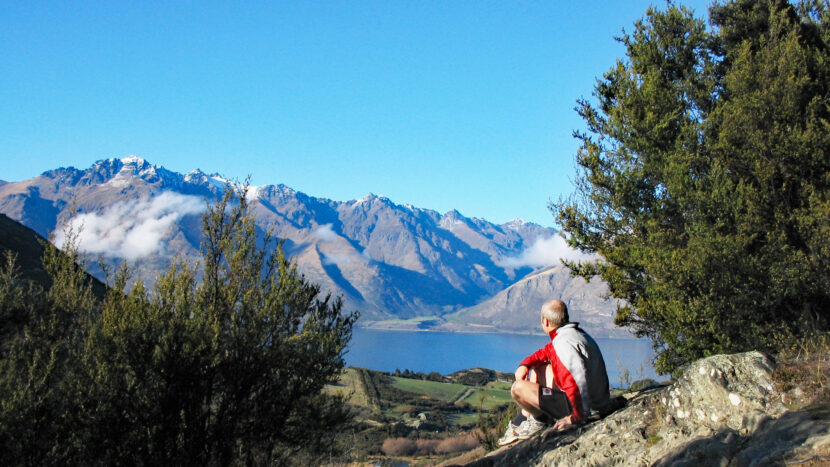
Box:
[538,386,572,421]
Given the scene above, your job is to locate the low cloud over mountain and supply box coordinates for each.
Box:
[53,192,204,260]
[496,234,594,269]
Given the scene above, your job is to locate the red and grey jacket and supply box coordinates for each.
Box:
[520,322,610,421]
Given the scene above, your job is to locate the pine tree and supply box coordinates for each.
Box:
[555,0,830,374]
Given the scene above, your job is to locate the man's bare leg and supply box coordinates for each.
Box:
[512,364,554,419]
[499,364,555,445]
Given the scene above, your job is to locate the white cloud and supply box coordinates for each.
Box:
[53,192,204,260]
[312,223,338,242]
[322,253,352,266]
[497,235,595,269]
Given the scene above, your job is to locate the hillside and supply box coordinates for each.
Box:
[441,265,631,337]
[319,349,830,465]
[0,213,107,297]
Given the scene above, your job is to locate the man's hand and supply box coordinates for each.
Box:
[552,415,574,431]
[514,365,529,382]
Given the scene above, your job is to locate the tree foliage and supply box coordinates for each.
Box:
[0,188,358,465]
[555,0,830,374]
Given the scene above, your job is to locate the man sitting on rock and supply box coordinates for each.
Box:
[498,299,611,446]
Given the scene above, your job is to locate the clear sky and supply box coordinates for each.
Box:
[1,1,712,226]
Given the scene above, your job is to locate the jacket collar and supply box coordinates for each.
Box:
[549,322,579,339]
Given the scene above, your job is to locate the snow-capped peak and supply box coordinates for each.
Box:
[184,169,207,183]
[245,185,263,201]
[117,155,158,178]
[504,218,530,230]
[208,174,231,190]
[120,155,146,165]
[439,210,467,230]
[353,193,384,206]
[185,171,262,199]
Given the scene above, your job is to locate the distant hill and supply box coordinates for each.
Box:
[0,156,623,335]
[0,213,107,297]
[441,265,630,338]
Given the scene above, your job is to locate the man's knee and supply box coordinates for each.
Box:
[511,381,525,404]
[511,380,536,406]
[510,381,521,400]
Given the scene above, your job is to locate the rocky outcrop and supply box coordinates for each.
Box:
[469,351,830,466]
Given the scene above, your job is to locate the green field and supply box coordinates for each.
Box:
[391,377,469,401]
[330,367,513,427]
[324,368,514,463]
[391,377,512,410]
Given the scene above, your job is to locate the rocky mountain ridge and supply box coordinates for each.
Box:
[0,156,621,335]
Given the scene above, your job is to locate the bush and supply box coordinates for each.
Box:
[381,437,417,456]
[381,434,479,457]
[435,433,479,454]
[415,439,440,454]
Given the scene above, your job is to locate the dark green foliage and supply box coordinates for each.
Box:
[0,230,98,464]
[447,368,512,387]
[393,368,449,383]
[475,400,516,451]
[0,188,358,465]
[555,0,830,374]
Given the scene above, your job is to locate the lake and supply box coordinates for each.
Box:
[347,328,660,387]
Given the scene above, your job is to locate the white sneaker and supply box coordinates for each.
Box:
[515,415,546,440]
[497,421,520,446]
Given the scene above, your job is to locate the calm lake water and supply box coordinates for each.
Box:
[347,328,659,387]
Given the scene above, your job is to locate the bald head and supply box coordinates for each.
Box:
[541,299,569,328]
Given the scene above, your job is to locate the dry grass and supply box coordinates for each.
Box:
[773,331,830,410]
[381,433,480,457]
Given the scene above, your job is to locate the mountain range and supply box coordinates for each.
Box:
[0,156,626,337]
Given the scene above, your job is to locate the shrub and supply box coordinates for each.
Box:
[436,433,479,454]
[381,437,417,456]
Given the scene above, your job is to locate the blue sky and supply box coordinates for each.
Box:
[1,1,711,226]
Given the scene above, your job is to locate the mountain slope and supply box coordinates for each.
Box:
[0,213,107,297]
[440,265,630,337]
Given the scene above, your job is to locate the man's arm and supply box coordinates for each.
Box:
[519,343,552,370]
[514,344,549,384]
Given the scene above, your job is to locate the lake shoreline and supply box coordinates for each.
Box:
[347,328,659,386]
[357,321,637,339]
